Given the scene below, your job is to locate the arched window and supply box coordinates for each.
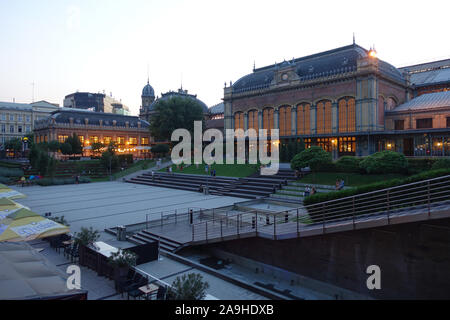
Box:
[297,103,311,135]
[263,108,274,132]
[316,100,332,134]
[338,97,356,133]
[248,110,258,133]
[234,112,244,130]
[386,97,397,110]
[278,106,292,136]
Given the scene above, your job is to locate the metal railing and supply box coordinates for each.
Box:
[145,207,204,229]
[190,174,450,242]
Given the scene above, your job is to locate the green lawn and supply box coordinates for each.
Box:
[112,160,155,180]
[299,172,408,187]
[160,163,259,178]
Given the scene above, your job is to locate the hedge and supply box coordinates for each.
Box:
[36,177,91,186]
[407,158,438,174]
[0,167,24,177]
[359,150,408,174]
[335,156,363,173]
[303,168,450,206]
[431,158,450,170]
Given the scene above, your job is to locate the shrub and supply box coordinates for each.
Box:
[303,168,450,206]
[359,151,408,174]
[431,158,450,170]
[291,146,332,172]
[0,167,24,177]
[118,154,134,165]
[73,227,100,246]
[0,176,12,184]
[167,273,209,300]
[407,158,436,174]
[336,156,363,173]
[35,177,90,186]
[108,249,137,268]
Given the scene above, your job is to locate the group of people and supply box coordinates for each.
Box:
[204,164,216,177]
[304,185,317,197]
[335,179,345,190]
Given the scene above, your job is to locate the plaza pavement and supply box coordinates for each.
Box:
[12,181,244,239]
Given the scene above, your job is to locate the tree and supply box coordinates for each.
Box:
[59,142,73,155]
[91,142,104,157]
[5,138,23,155]
[151,144,170,157]
[167,273,209,300]
[66,133,83,155]
[48,140,61,152]
[101,150,119,174]
[291,146,332,172]
[149,96,205,141]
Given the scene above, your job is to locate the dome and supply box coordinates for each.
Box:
[142,81,155,98]
[148,88,209,113]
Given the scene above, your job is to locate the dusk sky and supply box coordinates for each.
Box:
[1,0,449,115]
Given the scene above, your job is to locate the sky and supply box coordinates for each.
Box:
[0,0,449,115]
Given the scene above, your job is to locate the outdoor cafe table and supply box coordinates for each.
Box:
[139,283,159,300]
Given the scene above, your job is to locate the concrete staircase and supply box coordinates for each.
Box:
[270,182,347,202]
[125,168,307,200]
[127,230,185,253]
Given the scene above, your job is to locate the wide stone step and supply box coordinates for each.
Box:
[270,193,304,202]
[126,179,199,192]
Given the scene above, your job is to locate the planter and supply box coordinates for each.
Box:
[113,266,130,292]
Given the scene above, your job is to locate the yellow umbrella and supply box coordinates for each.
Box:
[0,205,69,242]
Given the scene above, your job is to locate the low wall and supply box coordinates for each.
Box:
[203,217,450,299]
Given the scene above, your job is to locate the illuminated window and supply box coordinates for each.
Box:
[338,97,356,133]
[297,103,311,135]
[248,110,258,133]
[317,138,333,152]
[263,108,274,133]
[234,112,244,130]
[117,137,125,145]
[339,137,356,154]
[278,106,292,136]
[104,136,111,145]
[129,137,137,145]
[141,137,149,145]
[304,138,313,149]
[58,135,68,143]
[79,136,84,144]
[316,100,332,134]
[90,136,99,143]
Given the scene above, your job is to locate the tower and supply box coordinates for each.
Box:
[140,78,155,122]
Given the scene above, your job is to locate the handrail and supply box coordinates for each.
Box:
[305,174,450,208]
[190,174,450,242]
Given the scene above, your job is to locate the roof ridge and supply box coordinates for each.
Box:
[254,44,367,73]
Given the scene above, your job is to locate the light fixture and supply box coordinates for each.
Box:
[369,49,377,58]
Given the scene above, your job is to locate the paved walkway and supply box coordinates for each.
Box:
[135,256,268,300]
[12,181,244,239]
[120,160,172,181]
